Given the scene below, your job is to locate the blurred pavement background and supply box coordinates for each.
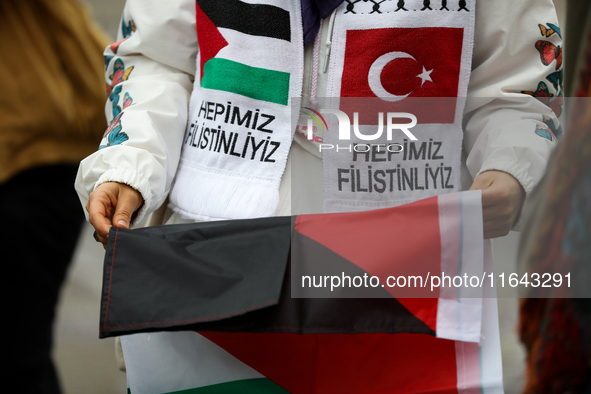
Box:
[52,0,566,393]
[52,2,126,393]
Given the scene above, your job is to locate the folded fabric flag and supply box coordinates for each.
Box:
[100,191,483,341]
[100,191,503,393]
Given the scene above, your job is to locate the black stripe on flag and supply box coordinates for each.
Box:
[196,0,291,42]
[99,217,291,338]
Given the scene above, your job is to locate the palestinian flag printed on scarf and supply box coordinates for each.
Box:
[99,191,503,393]
[196,0,292,104]
[169,0,304,221]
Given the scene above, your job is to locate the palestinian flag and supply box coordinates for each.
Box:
[196,0,293,105]
[100,191,503,393]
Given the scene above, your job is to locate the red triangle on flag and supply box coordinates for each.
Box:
[196,1,228,82]
[294,197,442,331]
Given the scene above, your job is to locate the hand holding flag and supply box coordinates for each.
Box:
[87,182,144,248]
[469,170,525,239]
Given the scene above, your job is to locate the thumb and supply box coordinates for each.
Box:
[111,187,143,229]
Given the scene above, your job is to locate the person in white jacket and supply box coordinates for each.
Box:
[76,0,562,245]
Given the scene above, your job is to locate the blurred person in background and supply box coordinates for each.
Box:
[0,0,109,392]
[518,1,591,392]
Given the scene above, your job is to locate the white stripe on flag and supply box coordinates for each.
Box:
[216,28,296,73]
[479,241,505,394]
[454,241,504,393]
[121,331,264,394]
[436,190,484,343]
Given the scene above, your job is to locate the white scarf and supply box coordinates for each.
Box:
[322,0,475,212]
[170,0,475,220]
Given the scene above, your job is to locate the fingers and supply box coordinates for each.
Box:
[481,197,517,239]
[483,219,512,239]
[87,186,116,240]
[470,170,525,239]
[112,186,143,230]
[482,203,515,226]
[86,182,144,248]
[94,231,109,249]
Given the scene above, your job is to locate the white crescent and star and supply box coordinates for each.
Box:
[417,65,434,86]
[367,51,434,101]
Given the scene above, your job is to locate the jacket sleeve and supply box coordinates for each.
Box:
[75,0,197,224]
[464,0,563,194]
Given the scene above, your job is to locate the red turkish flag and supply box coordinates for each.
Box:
[339,27,464,124]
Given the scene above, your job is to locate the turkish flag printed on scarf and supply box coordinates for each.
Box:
[339,27,464,124]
